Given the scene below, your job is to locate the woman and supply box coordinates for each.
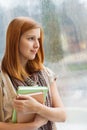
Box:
[0,17,66,130]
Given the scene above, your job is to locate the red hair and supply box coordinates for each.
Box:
[1,17,44,80]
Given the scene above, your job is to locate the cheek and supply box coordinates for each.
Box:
[19,40,30,52]
[19,42,27,56]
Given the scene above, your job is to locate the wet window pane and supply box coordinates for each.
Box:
[0,0,87,129]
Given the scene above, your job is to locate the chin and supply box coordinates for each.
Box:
[29,56,36,60]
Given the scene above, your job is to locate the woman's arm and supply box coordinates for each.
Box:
[0,122,36,130]
[0,115,48,130]
[36,81,66,122]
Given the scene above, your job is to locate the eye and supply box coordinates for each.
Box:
[27,37,35,41]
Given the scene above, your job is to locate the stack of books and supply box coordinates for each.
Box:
[12,86,48,123]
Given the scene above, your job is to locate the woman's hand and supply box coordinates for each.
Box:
[13,94,40,114]
[34,114,48,128]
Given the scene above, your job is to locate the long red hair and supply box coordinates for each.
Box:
[1,17,44,80]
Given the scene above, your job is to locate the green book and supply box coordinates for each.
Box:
[12,86,48,123]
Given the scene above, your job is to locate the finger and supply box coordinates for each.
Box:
[13,99,25,106]
[14,106,24,112]
[13,101,25,110]
[16,94,30,100]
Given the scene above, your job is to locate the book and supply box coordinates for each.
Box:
[12,86,48,123]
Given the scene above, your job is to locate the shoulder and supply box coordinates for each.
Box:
[0,69,2,83]
[42,66,58,83]
[0,62,2,82]
[0,69,5,89]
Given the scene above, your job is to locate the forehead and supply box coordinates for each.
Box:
[23,28,40,37]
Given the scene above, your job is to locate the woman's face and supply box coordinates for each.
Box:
[19,28,40,66]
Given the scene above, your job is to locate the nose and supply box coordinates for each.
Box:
[34,39,40,49]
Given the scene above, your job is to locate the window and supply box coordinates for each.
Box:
[0,0,87,129]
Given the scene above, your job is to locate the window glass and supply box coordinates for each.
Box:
[0,0,87,129]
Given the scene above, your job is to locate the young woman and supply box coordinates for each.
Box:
[0,17,66,130]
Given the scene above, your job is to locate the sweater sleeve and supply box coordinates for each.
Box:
[0,71,4,121]
[44,66,58,85]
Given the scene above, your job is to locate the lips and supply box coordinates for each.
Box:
[31,50,37,54]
